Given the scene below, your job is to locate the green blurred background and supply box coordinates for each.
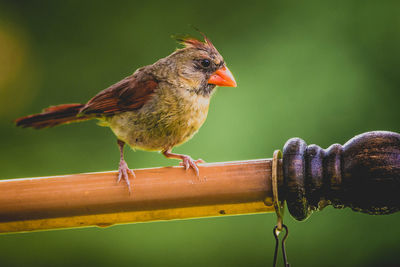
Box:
[0,0,399,266]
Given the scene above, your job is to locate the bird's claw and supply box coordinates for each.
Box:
[118,159,135,193]
[179,156,205,177]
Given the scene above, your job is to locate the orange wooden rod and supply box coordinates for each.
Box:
[0,159,276,233]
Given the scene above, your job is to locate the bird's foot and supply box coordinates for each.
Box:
[179,156,205,177]
[117,159,135,193]
[162,150,205,180]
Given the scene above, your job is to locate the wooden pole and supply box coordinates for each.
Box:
[0,159,275,234]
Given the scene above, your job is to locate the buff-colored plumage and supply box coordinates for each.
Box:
[103,44,224,151]
[106,86,210,151]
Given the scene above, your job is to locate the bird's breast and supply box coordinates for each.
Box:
[107,91,210,151]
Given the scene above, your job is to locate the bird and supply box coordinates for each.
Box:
[15,33,237,192]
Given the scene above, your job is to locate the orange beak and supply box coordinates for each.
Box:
[208,66,237,87]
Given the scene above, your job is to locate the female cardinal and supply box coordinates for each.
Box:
[15,33,237,191]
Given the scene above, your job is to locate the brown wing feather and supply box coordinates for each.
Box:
[80,72,158,116]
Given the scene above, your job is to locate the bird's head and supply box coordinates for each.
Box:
[160,33,237,96]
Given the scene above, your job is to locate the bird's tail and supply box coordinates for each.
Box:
[15,103,89,129]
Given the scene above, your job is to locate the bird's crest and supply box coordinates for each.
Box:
[172,32,218,54]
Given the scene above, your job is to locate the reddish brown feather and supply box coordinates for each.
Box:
[44,103,84,113]
[80,74,158,115]
[174,33,219,55]
[15,103,86,129]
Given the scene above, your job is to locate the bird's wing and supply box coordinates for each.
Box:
[80,73,158,116]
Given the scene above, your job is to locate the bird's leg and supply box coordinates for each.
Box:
[162,149,205,176]
[117,139,135,192]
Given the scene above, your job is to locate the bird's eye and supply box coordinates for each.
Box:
[201,59,211,68]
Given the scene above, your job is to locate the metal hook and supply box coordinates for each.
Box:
[273,224,289,267]
[271,150,290,266]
